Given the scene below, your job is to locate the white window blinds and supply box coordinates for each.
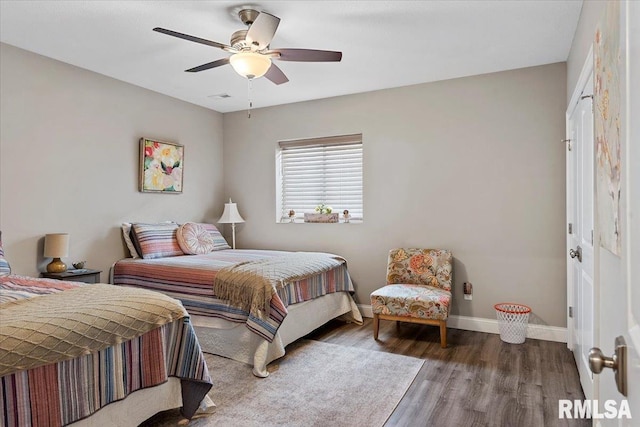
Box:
[278,134,363,222]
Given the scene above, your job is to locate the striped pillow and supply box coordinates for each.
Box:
[122,221,176,258]
[131,223,183,259]
[199,224,231,251]
[0,258,10,276]
[0,232,11,276]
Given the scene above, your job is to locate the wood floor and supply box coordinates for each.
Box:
[306,318,590,427]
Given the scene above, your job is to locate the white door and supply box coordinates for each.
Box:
[590,1,639,424]
[622,40,640,421]
[622,0,640,413]
[567,69,595,401]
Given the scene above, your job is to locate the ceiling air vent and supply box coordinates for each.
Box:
[208,93,231,99]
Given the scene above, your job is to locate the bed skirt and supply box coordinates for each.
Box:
[192,292,361,377]
[69,378,181,426]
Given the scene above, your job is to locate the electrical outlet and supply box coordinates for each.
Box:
[463,282,473,300]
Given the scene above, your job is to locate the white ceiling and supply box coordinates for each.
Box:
[0,1,582,113]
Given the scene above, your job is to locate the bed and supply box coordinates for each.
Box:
[112,245,363,377]
[0,274,213,427]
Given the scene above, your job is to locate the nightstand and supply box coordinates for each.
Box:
[41,269,102,284]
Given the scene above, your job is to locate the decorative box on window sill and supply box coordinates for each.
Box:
[304,213,339,223]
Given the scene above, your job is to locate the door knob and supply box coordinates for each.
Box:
[569,246,582,262]
[588,336,627,396]
[589,348,616,373]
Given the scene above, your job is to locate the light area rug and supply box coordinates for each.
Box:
[145,339,424,427]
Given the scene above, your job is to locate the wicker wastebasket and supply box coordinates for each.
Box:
[494,303,531,344]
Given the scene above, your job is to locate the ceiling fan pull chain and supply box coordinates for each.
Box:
[247,78,253,119]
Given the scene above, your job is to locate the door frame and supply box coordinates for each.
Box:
[566,45,598,399]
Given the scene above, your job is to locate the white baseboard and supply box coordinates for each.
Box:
[357,304,567,343]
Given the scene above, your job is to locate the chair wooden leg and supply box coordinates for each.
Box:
[373,313,380,340]
[439,321,447,348]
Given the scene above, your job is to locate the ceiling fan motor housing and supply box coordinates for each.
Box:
[231,30,249,49]
[238,9,260,26]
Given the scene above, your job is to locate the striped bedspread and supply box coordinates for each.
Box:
[113,249,356,342]
[0,275,81,303]
[0,275,212,427]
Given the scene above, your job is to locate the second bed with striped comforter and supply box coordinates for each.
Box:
[112,249,357,342]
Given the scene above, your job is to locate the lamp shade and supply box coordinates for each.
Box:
[218,199,245,224]
[44,233,69,258]
[229,52,272,79]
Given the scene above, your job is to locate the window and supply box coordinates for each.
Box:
[277,134,363,223]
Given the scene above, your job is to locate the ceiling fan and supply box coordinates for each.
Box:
[153,8,342,85]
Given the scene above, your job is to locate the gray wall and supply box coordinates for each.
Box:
[0,41,569,327]
[223,63,568,326]
[0,43,224,277]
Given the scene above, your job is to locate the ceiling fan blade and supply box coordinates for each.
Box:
[264,63,289,85]
[246,12,280,50]
[185,57,230,73]
[272,48,342,62]
[153,27,229,50]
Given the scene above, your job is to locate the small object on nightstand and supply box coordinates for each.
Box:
[41,268,102,284]
[72,261,86,269]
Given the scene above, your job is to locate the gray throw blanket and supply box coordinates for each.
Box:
[213,253,344,318]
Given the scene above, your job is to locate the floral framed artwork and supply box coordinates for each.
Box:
[594,1,621,255]
[139,138,184,193]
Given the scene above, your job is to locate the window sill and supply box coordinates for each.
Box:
[278,219,363,224]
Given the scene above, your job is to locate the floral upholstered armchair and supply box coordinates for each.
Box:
[370,248,453,348]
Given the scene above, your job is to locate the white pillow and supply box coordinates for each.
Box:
[176,222,215,255]
[121,223,140,258]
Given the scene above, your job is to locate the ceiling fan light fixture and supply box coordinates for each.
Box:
[154,9,341,85]
[229,51,271,79]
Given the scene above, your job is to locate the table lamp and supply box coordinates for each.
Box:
[218,198,245,249]
[44,233,69,273]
